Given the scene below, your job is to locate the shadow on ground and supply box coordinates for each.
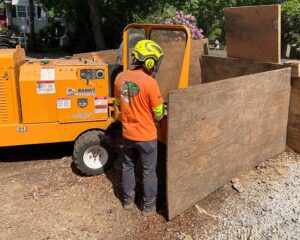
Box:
[1,140,169,220]
[0,142,74,162]
[104,141,168,220]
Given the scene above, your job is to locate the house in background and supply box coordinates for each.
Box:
[3,0,47,33]
[0,9,7,28]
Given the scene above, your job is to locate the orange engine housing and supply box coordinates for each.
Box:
[0,47,117,147]
[19,58,111,124]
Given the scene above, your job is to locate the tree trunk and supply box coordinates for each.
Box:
[87,0,106,50]
[29,0,35,46]
[5,3,12,27]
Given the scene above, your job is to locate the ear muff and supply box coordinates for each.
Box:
[144,58,155,70]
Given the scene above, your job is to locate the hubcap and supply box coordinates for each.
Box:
[83,145,108,170]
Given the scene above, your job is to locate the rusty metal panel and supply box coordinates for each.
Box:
[284,60,300,78]
[287,76,300,152]
[201,55,283,84]
[225,5,281,63]
[188,39,208,86]
[73,50,119,65]
[167,68,291,220]
[286,61,300,152]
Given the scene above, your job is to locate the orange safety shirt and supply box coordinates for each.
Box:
[114,69,163,141]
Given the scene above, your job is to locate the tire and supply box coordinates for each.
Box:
[73,130,116,176]
[0,44,10,49]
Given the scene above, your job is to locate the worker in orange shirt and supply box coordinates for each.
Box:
[114,40,166,217]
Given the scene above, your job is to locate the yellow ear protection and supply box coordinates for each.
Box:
[144,58,155,70]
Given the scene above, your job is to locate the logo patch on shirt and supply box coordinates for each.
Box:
[120,82,140,104]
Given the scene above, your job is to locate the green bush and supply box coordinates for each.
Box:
[281,0,300,54]
[0,27,9,35]
[0,1,4,11]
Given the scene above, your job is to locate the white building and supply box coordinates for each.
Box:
[5,0,47,33]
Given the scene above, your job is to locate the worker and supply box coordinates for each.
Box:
[114,39,167,217]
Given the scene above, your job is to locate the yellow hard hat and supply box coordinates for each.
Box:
[132,40,164,70]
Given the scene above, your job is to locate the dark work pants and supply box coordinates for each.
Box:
[122,138,158,208]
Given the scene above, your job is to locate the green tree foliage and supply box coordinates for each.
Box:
[41,0,173,51]
[39,0,296,52]
[173,0,280,40]
[133,0,280,40]
[0,0,4,10]
[281,0,300,51]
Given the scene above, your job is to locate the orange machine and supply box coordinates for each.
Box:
[0,24,191,175]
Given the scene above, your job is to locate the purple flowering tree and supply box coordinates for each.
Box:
[164,11,204,40]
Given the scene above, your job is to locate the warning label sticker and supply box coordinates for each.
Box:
[36,81,56,94]
[94,97,108,105]
[41,68,55,81]
[95,107,108,114]
[57,98,71,109]
[95,97,108,114]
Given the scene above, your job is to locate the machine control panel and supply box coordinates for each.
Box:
[80,69,105,80]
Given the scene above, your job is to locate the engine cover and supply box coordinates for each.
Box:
[19,58,110,124]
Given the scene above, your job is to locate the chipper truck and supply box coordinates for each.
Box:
[0,24,191,176]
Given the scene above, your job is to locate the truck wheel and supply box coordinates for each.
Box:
[0,44,9,49]
[73,130,115,176]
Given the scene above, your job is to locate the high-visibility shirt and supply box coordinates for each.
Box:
[114,69,163,141]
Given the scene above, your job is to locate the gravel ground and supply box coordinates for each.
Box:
[0,144,299,240]
[196,151,300,240]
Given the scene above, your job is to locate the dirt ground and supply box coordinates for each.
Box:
[0,144,299,240]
